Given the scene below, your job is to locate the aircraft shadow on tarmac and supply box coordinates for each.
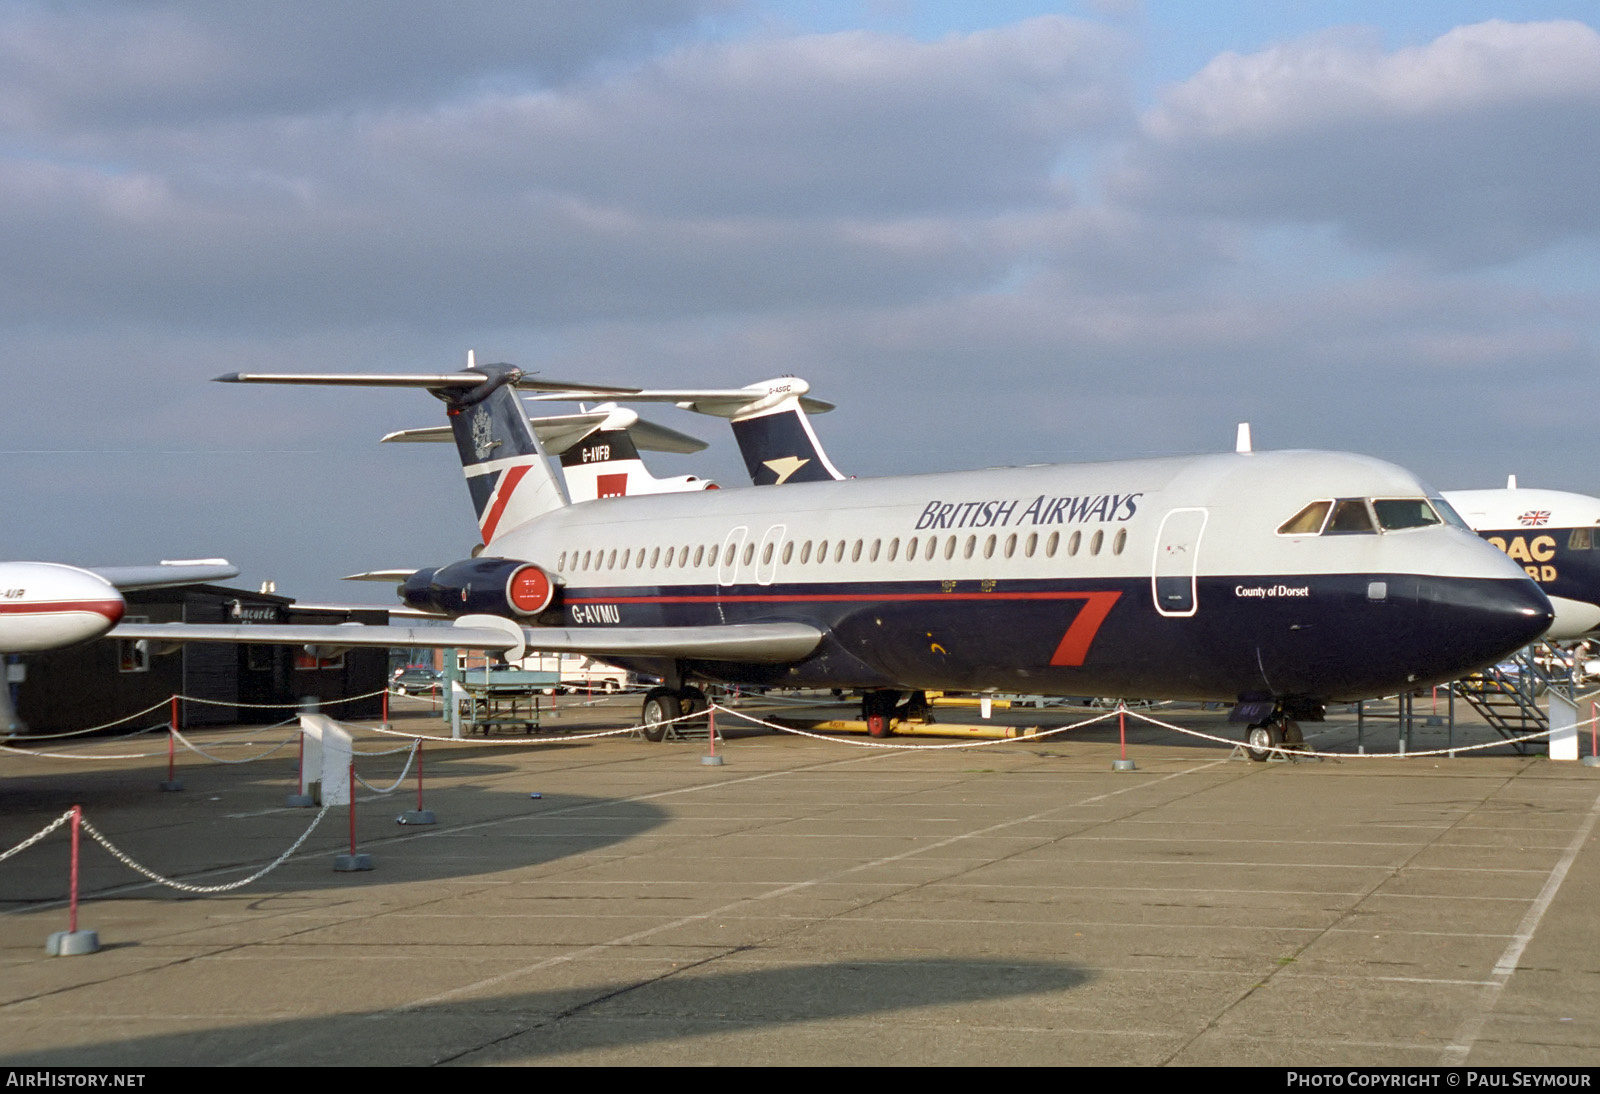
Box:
[0,746,670,902]
[1,957,1092,1066]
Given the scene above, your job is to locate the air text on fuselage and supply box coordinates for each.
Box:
[914,493,1142,531]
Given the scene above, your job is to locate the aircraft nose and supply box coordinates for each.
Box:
[1422,575,1553,674]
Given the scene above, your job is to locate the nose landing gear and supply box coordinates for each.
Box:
[1244,716,1305,762]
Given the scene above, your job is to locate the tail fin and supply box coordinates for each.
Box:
[444,361,568,543]
[557,406,717,501]
[724,379,846,485]
[216,354,645,544]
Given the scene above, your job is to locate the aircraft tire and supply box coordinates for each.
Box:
[1245,722,1280,762]
[862,691,897,738]
[682,687,708,718]
[641,688,676,742]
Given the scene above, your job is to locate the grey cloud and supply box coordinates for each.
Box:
[368,16,1131,218]
[0,0,726,130]
[1113,20,1600,265]
[0,17,1133,329]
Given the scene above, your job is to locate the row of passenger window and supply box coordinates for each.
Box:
[557,527,1130,575]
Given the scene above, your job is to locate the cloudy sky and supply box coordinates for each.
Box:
[2,1,1596,601]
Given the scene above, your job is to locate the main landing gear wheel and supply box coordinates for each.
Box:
[641,688,677,742]
[640,686,711,742]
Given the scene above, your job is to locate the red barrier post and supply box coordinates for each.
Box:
[334,759,374,869]
[160,696,183,791]
[1112,701,1136,771]
[348,762,357,856]
[45,803,99,954]
[701,704,724,766]
[399,737,436,824]
[67,805,81,935]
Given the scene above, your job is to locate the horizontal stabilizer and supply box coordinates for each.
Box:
[525,383,834,416]
[216,370,639,395]
[91,560,240,591]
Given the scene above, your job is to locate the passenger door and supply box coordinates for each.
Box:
[1153,508,1208,617]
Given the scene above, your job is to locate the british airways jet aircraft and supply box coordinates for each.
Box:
[695,388,1600,647]
[110,363,1551,758]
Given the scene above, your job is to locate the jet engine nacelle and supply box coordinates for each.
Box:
[401,558,557,619]
[0,562,126,653]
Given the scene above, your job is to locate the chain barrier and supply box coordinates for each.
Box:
[707,703,1119,749]
[351,739,420,756]
[77,808,331,894]
[1122,706,1564,760]
[0,738,174,761]
[170,726,298,764]
[1,698,175,741]
[2,717,297,763]
[359,716,678,746]
[353,740,419,793]
[179,686,391,710]
[0,808,76,864]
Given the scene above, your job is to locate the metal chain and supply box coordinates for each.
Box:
[78,807,331,894]
[0,808,76,864]
[1124,707,1561,759]
[0,743,170,761]
[3,699,174,740]
[709,703,1118,749]
[179,687,390,709]
[171,727,298,764]
[353,741,418,793]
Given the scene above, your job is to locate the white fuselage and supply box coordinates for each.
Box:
[0,562,127,653]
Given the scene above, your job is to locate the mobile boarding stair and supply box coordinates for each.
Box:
[1454,642,1571,754]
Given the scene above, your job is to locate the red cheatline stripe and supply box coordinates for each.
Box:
[1049,591,1120,666]
[0,599,125,621]
[564,591,1118,605]
[561,588,1123,668]
[479,465,531,543]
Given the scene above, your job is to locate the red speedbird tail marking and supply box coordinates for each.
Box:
[1049,591,1121,666]
[479,465,530,543]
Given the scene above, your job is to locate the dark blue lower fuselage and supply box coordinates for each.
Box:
[558,572,1550,703]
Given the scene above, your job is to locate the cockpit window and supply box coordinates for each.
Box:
[1277,501,1331,536]
[1325,498,1377,534]
[1428,495,1471,530]
[1372,498,1442,531]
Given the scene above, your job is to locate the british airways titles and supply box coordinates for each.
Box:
[914,493,1143,531]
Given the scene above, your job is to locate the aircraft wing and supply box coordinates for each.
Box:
[107,620,824,663]
[89,559,240,591]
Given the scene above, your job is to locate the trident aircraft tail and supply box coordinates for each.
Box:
[216,352,640,544]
